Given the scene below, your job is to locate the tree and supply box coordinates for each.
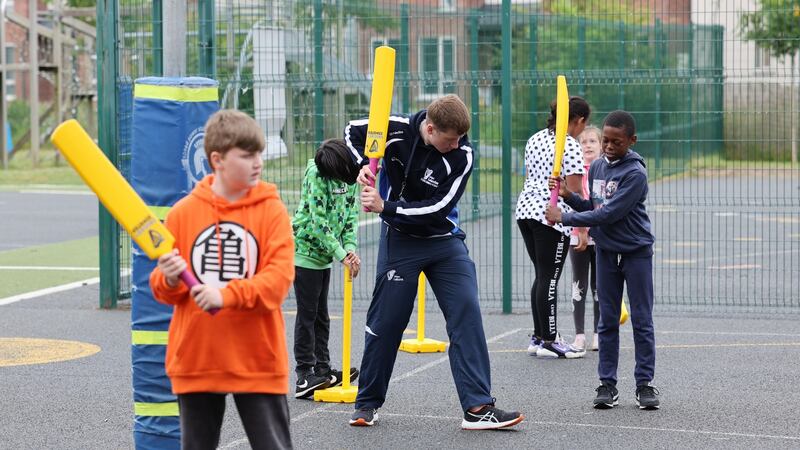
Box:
[741,0,800,165]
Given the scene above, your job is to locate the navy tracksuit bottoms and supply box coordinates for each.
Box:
[355,225,493,412]
[595,246,656,386]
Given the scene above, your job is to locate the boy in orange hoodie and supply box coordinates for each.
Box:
[150,109,295,449]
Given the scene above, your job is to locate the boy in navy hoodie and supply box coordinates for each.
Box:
[545,110,659,411]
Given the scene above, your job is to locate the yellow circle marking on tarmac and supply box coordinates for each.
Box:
[0,338,100,367]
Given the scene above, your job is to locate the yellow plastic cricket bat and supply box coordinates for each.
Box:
[51,120,216,312]
[363,46,396,211]
[548,75,569,224]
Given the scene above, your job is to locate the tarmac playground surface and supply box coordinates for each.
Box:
[1,173,799,448]
[2,284,800,449]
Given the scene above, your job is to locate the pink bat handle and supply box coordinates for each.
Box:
[179,270,219,315]
[363,158,380,212]
[547,179,561,225]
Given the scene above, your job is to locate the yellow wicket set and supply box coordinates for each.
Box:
[314,266,358,402]
[399,274,447,353]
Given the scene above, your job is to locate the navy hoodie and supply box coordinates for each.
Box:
[344,110,472,238]
[562,150,654,255]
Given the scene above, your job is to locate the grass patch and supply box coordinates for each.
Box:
[0,149,84,186]
[0,237,99,298]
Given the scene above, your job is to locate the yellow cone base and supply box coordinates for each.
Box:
[620,300,630,325]
[399,338,447,353]
[314,385,358,403]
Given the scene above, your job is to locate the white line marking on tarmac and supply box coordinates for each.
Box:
[0,277,99,306]
[313,410,800,441]
[272,328,524,431]
[19,189,94,196]
[0,265,99,271]
[661,330,800,337]
[492,342,800,353]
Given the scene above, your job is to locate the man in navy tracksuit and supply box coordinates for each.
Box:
[345,95,524,430]
[546,110,660,411]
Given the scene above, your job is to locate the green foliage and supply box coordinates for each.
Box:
[546,0,652,25]
[8,100,30,143]
[740,0,800,58]
[293,0,398,32]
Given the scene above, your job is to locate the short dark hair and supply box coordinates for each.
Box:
[426,94,471,135]
[603,110,636,137]
[204,109,265,160]
[547,96,591,130]
[315,138,359,185]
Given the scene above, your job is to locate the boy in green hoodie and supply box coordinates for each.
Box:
[292,138,362,399]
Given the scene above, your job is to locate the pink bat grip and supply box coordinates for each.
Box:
[363,158,380,212]
[179,270,219,315]
[547,179,561,225]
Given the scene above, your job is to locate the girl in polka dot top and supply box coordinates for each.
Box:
[516,96,591,359]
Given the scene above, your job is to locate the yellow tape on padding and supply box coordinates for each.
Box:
[134,402,179,417]
[131,330,169,345]
[134,84,218,102]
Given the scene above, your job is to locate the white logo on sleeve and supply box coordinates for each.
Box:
[421,168,439,187]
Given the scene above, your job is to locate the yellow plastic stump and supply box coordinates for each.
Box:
[315,266,358,403]
[399,273,447,354]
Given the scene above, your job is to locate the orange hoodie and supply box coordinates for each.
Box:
[150,175,295,395]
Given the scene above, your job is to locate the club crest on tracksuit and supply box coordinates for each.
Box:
[191,222,259,287]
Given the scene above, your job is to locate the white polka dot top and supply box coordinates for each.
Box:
[515,127,585,235]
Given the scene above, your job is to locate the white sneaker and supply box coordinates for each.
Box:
[527,336,543,356]
[591,333,599,351]
[572,334,586,352]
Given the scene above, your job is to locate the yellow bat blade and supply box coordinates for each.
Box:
[364,46,396,159]
[51,119,175,260]
[551,75,570,177]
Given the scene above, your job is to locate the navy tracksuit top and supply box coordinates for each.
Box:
[345,110,473,238]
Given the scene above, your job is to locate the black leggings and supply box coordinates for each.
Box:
[517,219,567,341]
[569,244,598,334]
[178,392,292,450]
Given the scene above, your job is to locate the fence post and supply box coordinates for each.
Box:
[577,17,586,97]
[501,0,512,314]
[199,0,216,78]
[529,14,537,126]
[313,0,324,146]
[152,0,162,76]
[654,19,662,174]
[618,21,625,110]
[470,9,480,220]
[400,3,409,112]
[97,0,120,309]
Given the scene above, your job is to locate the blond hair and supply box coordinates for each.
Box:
[426,94,471,135]
[579,125,601,142]
[203,109,265,160]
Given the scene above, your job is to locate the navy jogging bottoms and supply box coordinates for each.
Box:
[355,224,493,412]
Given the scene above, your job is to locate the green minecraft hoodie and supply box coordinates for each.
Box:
[292,159,359,269]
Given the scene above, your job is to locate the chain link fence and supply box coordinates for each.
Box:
[100,0,799,313]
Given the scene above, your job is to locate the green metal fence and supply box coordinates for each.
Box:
[100,0,799,312]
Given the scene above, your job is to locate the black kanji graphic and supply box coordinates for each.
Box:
[196,228,246,282]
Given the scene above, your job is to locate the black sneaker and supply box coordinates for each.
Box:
[319,367,359,388]
[294,373,331,399]
[349,408,378,426]
[593,381,619,409]
[636,384,661,410]
[462,403,524,430]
